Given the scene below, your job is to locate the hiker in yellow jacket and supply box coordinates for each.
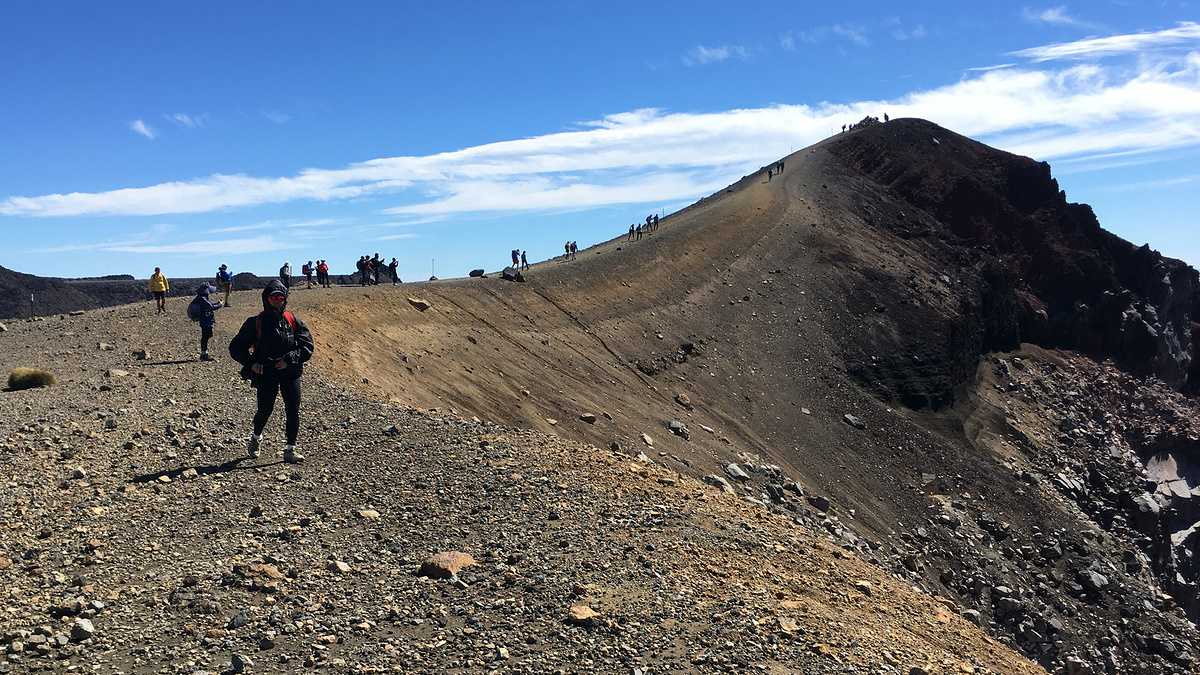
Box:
[148,267,170,315]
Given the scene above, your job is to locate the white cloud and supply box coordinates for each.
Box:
[129,120,157,139]
[261,110,292,124]
[102,234,295,255]
[1021,6,1100,30]
[780,33,796,52]
[1012,21,1200,61]
[167,113,211,128]
[682,44,751,66]
[789,24,869,47]
[892,24,927,41]
[832,24,869,47]
[7,25,1200,225]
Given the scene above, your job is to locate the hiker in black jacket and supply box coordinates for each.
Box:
[229,280,314,464]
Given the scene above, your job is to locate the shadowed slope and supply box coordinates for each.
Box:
[294,118,1200,673]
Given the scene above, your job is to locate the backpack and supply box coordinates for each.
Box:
[187,297,204,322]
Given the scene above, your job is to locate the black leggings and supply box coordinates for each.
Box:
[201,325,213,352]
[253,376,302,445]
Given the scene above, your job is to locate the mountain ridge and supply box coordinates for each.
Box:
[2,118,1198,673]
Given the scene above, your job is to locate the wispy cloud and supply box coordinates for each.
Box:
[166,113,212,128]
[783,24,870,48]
[682,44,752,66]
[891,24,927,41]
[129,120,157,139]
[1012,20,1200,61]
[1021,6,1101,31]
[8,25,1200,225]
[33,230,292,255]
[261,110,292,124]
[1093,174,1200,192]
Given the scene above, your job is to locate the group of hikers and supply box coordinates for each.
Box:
[842,113,888,134]
[356,254,400,286]
[510,249,530,270]
[627,214,661,241]
[767,160,785,182]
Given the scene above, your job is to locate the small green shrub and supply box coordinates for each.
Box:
[8,368,56,390]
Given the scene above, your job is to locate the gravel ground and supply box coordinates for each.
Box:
[0,299,1041,674]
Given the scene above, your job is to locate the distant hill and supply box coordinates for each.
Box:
[0,268,277,320]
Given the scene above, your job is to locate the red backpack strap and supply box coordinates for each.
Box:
[256,311,296,339]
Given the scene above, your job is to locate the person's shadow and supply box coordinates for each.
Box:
[129,456,282,484]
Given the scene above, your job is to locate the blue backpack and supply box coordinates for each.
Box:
[187,297,204,322]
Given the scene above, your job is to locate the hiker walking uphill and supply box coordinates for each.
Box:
[229,280,314,464]
[148,267,169,314]
[188,283,223,362]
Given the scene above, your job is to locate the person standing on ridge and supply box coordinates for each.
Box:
[229,280,314,464]
[280,261,292,289]
[520,250,528,270]
[191,282,223,362]
[388,257,399,285]
[216,264,234,306]
[371,253,383,285]
[148,267,169,314]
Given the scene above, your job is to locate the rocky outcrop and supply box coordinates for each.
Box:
[831,119,1197,394]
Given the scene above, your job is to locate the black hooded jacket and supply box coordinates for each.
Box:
[228,280,314,381]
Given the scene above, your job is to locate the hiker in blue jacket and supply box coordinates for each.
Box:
[193,283,224,362]
[229,280,314,464]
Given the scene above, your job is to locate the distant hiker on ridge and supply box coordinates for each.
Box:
[371,253,383,285]
[149,267,169,315]
[280,261,292,289]
[512,249,520,267]
[389,257,399,285]
[628,224,635,241]
[520,250,528,270]
[229,280,314,465]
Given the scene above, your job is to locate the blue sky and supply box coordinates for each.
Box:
[2,2,1199,281]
